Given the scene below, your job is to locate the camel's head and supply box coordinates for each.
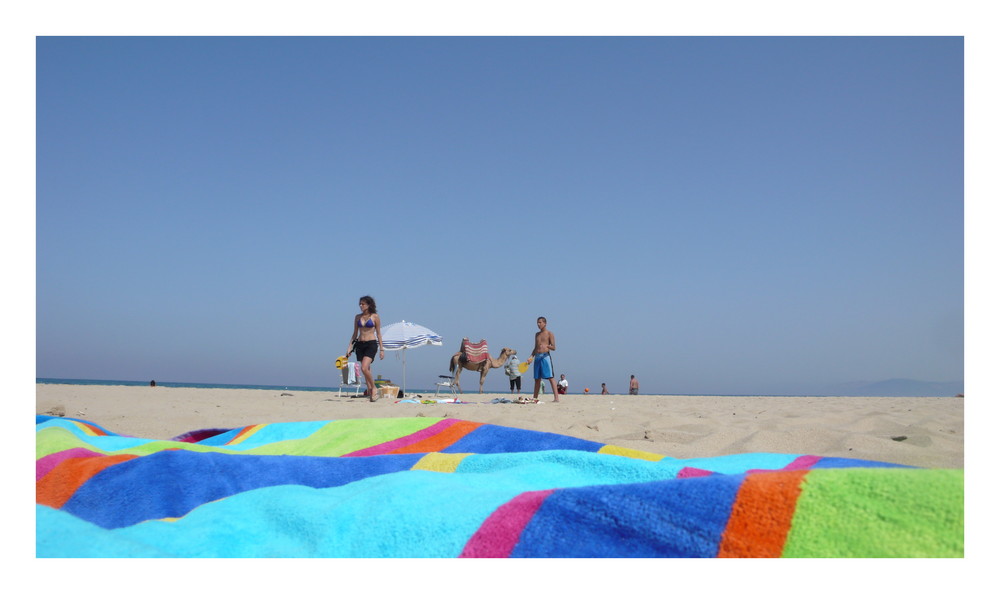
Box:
[502,348,516,356]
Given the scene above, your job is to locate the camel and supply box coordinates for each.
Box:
[448,346,516,394]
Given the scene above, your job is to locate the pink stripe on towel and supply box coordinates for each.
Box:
[459,489,556,558]
[344,419,463,457]
[783,455,823,470]
[678,467,714,478]
[747,455,824,475]
[36,448,103,481]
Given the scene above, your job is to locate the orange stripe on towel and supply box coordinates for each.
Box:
[71,420,109,436]
[36,454,138,509]
[717,470,808,558]
[391,421,484,454]
[227,424,265,445]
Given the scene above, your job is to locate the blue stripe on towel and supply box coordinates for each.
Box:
[63,449,424,528]
[512,473,745,557]
[444,424,603,454]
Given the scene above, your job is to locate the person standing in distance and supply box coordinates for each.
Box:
[527,316,559,402]
[504,352,522,394]
[347,295,384,401]
[629,375,639,395]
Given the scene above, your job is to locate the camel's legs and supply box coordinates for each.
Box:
[453,361,463,394]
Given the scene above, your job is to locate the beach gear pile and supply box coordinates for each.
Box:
[36,415,963,557]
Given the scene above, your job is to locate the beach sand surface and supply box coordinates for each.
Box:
[36,384,964,469]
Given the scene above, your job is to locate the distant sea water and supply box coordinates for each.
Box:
[36,378,346,393]
[36,378,959,397]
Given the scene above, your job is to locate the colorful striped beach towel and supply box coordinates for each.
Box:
[35,415,963,558]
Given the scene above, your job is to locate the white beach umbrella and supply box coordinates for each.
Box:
[380,320,443,395]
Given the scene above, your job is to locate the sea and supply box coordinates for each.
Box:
[35,378,960,397]
[38,377,344,392]
[35,378,436,394]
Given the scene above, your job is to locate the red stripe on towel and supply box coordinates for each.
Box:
[391,420,483,454]
[460,489,556,558]
[225,425,263,445]
[344,419,465,457]
[70,420,110,436]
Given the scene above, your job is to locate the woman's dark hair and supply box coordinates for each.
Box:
[359,295,377,314]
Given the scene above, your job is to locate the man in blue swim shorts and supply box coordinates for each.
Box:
[527,316,561,402]
[533,351,553,380]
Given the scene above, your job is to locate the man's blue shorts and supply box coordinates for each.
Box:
[533,352,553,380]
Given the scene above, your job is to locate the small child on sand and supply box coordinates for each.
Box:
[527,316,560,402]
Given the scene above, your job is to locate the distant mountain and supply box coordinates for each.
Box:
[821,379,964,397]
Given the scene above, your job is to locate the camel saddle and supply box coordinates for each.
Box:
[460,338,490,364]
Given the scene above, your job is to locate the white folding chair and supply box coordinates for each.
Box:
[339,363,364,398]
[435,375,458,396]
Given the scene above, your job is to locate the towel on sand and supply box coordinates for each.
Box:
[35,415,963,558]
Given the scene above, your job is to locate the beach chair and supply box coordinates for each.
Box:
[339,362,364,398]
[435,375,458,396]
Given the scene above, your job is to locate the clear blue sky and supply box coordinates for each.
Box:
[35,36,963,394]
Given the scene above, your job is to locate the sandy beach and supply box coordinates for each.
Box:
[36,383,964,469]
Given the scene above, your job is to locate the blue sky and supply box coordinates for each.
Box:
[35,36,964,394]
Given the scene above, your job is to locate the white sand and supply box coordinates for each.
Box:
[36,383,964,468]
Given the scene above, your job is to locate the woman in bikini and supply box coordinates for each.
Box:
[346,295,384,401]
